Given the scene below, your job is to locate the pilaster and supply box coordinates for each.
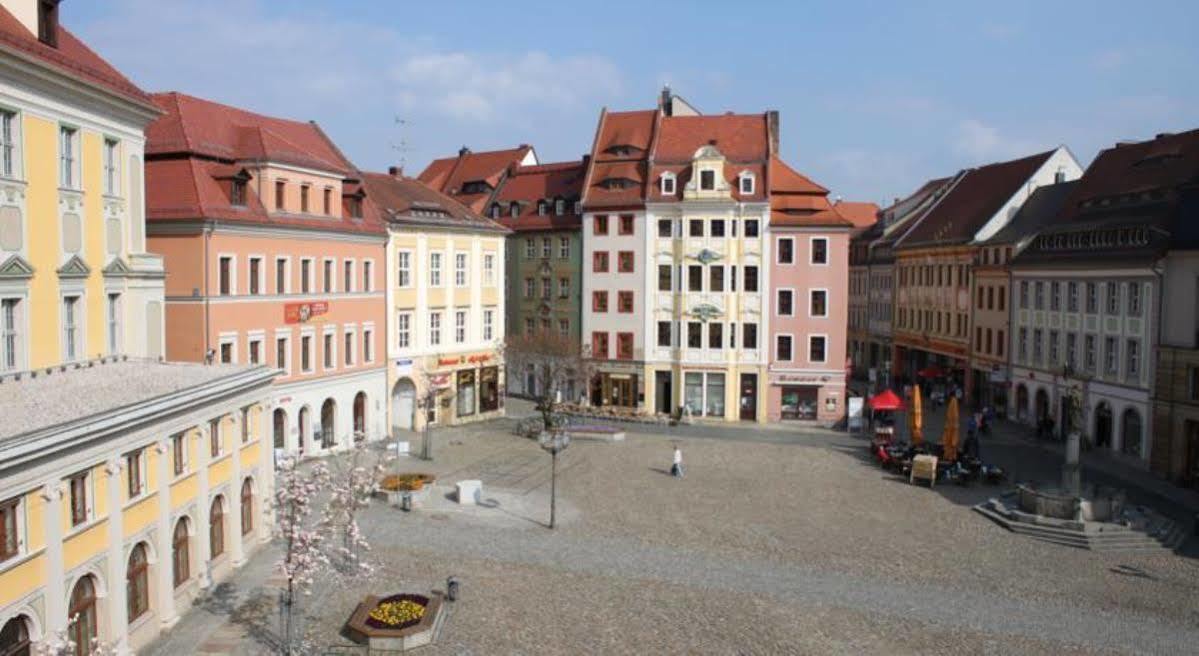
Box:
[153,441,177,629]
[104,459,128,652]
[196,424,212,588]
[39,482,67,634]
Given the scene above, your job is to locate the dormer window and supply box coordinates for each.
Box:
[489,203,500,219]
[573,201,582,214]
[347,196,362,218]
[739,172,755,195]
[699,170,716,191]
[231,179,247,207]
[537,200,547,216]
[606,145,633,157]
[661,173,676,195]
[38,0,59,48]
[554,199,565,215]
[603,178,634,190]
[509,202,519,217]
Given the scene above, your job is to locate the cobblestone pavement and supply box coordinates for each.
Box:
[144,401,1199,655]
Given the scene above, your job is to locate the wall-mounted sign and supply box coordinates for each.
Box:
[284,301,329,324]
[395,358,414,376]
[769,373,831,385]
[436,353,493,367]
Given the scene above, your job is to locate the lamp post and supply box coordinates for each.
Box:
[539,431,571,529]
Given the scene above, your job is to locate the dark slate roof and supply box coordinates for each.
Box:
[983,180,1078,245]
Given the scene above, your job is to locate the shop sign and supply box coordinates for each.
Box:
[428,373,451,389]
[437,353,493,367]
[284,301,329,324]
[394,358,414,376]
[769,373,831,385]
[989,366,1008,384]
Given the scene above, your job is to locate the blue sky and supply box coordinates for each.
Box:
[70,0,1199,205]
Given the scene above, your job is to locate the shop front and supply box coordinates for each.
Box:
[766,371,845,425]
[591,361,644,409]
[417,351,504,426]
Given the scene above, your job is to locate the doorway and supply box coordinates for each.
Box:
[608,376,635,407]
[655,371,672,415]
[739,374,757,421]
[1059,395,1072,438]
[1035,388,1049,424]
[1094,402,1113,449]
[391,378,416,432]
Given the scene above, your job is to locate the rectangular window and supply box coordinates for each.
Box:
[777,289,794,316]
[687,322,702,349]
[0,110,18,178]
[700,170,715,190]
[708,322,723,350]
[323,332,334,369]
[1105,336,1118,374]
[275,258,288,294]
[658,219,672,238]
[1049,329,1059,364]
[592,331,609,359]
[172,433,186,476]
[276,336,289,374]
[1033,328,1043,363]
[246,257,262,295]
[430,252,442,286]
[483,253,496,286]
[0,497,18,561]
[396,312,411,348]
[709,266,725,292]
[810,290,827,317]
[778,238,794,264]
[710,220,726,238]
[106,293,120,354]
[524,278,534,298]
[592,291,608,313]
[126,450,143,499]
[103,138,119,195]
[1034,282,1044,310]
[593,251,609,273]
[1018,327,1028,362]
[541,238,551,259]
[688,265,703,292]
[301,259,312,293]
[343,260,353,293]
[1085,334,1097,371]
[744,219,760,238]
[455,311,466,343]
[69,473,88,526]
[618,251,634,273]
[1086,283,1098,313]
[742,323,758,349]
[1066,333,1077,368]
[323,188,332,214]
[1128,283,1141,316]
[363,260,372,291]
[658,264,672,291]
[1,299,20,371]
[689,219,704,238]
[809,335,827,362]
[744,265,759,292]
[363,329,373,362]
[483,310,495,341]
[616,332,633,359]
[249,337,261,365]
[323,259,334,293]
[1050,282,1061,311]
[301,335,312,372]
[219,256,233,295]
[429,312,442,346]
[342,331,353,367]
[657,321,672,348]
[558,277,570,298]
[776,335,793,361]
[619,215,634,235]
[62,295,79,361]
[811,238,828,264]
[275,180,285,210]
[618,291,633,313]
[594,215,609,235]
[1019,281,1029,309]
[455,253,468,287]
[541,278,552,299]
[1067,282,1079,312]
[59,126,76,188]
[396,251,411,287]
[559,238,570,259]
[209,418,222,458]
[557,319,568,336]
[1106,282,1120,315]
[300,185,310,213]
[525,239,535,258]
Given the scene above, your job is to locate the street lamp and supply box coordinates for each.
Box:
[539,431,571,529]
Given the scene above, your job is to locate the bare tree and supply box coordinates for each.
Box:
[502,332,596,432]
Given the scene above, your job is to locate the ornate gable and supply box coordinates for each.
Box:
[102,257,133,277]
[0,254,34,279]
[57,255,91,279]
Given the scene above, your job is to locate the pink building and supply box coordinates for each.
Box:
[766,158,853,424]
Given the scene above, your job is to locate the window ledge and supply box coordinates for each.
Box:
[122,490,158,512]
[0,546,45,576]
[65,515,106,540]
[209,453,233,467]
[170,470,197,486]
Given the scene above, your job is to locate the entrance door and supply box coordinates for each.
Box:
[610,377,634,407]
[391,379,416,432]
[739,374,757,421]
[655,371,672,415]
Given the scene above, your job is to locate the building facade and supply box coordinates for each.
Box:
[1153,241,1199,487]
[0,3,275,653]
[363,172,508,432]
[144,93,389,459]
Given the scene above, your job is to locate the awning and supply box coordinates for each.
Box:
[868,389,904,411]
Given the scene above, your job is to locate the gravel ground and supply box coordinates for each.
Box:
[143,407,1199,655]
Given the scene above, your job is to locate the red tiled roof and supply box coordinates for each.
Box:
[898,149,1056,247]
[833,201,880,228]
[593,110,656,162]
[654,114,769,162]
[769,157,828,195]
[582,109,658,208]
[492,160,585,231]
[145,93,385,235]
[416,146,534,209]
[770,209,852,228]
[0,6,155,110]
[767,156,844,227]
[645,162,768,203]
[147,93,350,174]
[360,172,507,233]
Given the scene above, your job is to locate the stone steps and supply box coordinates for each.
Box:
[973,504,1186,553]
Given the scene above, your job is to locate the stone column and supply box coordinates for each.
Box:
[196,423,212,588]
[229,410,245,566]
[259,401,274,544]
[40,482,67,634]
[104,459,129,653]
[154,440,177,629]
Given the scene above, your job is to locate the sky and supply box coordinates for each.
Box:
[68,0,1199,207]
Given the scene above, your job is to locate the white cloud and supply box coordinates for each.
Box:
[952,119,1043,162]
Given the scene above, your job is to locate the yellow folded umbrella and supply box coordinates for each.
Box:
[909,385,923,446]
[942,396,959,462]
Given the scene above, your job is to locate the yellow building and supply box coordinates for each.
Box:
[0,2,275,654]
[360,171,508,432]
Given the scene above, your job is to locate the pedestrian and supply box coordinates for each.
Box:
[671,445,684,478]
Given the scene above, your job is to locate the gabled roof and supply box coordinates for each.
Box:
[768,157,848,228]
[0,5,155,111]
[492,160,585,231]
[583,109,658,208]
[653,114,769,162]
[770,156,828,195]
[417,145,534,212]
[147,92,350,174]
[898,149,1056,248]
[833,201,880,228]
[984,180,1078,245]
[360,172,508,234]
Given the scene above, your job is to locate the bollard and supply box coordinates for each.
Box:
[446,576,460,602]
[401,492,412,512]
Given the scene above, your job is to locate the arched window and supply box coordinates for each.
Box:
[1121,408,1142,457]
[273,408,287,449]
[68,576,97,656]
[240,479,253,536]
[0,615,30,656]
[172,518,189,587]
[209,497,225,559]
[353,391,367,437]
[126,543,150,623]
[320,399,336,449]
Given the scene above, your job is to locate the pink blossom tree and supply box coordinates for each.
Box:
[273,455,331,655]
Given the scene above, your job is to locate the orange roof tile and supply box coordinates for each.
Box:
[833,201,880,228]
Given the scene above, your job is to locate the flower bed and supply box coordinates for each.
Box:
[366,594,429,631]
[346,592,445,651]
[380,473,435,492]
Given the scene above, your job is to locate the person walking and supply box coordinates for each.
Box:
[671,445,684,478]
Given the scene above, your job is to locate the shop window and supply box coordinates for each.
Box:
[457,370,477,417]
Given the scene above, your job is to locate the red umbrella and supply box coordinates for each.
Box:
[868,389,905,411]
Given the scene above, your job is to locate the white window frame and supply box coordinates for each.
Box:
[661,173,676,195]
[739,171,755,195]
[106,292,121,354]
[483,308,494,341]
[777,237,795,265]
[455,251,468,287]
[102,137,120,196]
[218,332,238,364]
[558,237,570,259]
[275,256,291,295]
[808,288,829,318]
[275,330,291,376]
[246,255,265,296]
[430,252,443,287]
[396,311,411,349]
[0,107,23,180]
[362,258,374,292]
[322,257,336,293]
[343,325,356,367]
[300,257,315,294]
[455,310,467,344]
[59,124,79,190]
[396,250,412,287]
[777,288,795,317]
[247,332,264,365]
[300,329,315,374]
[775,333,794,361]
[342,258,356,293]
[61,294,83,362]
[363,324,375,363]
[484,252,496,286]
[0,295,26,372]
[322,326,337,371]
[810,237,829,266]
[524,238,535,258]
[429,311,442,346]
[808,334,828,364]
[541,237,552,259]
[217,253,237,296]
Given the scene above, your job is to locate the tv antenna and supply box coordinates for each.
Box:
[391,116,413,170]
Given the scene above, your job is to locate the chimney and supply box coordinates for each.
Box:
[37,0,61,48]
[458,146,470,157]
[388,166,403,177]
[660,85,672,116]
[766,110,780,156]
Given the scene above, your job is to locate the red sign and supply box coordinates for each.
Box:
[284,301,329,324]
[437,353,493,367]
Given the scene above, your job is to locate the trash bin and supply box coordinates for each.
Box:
[401,492,412,512]
[446,576,460,601]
